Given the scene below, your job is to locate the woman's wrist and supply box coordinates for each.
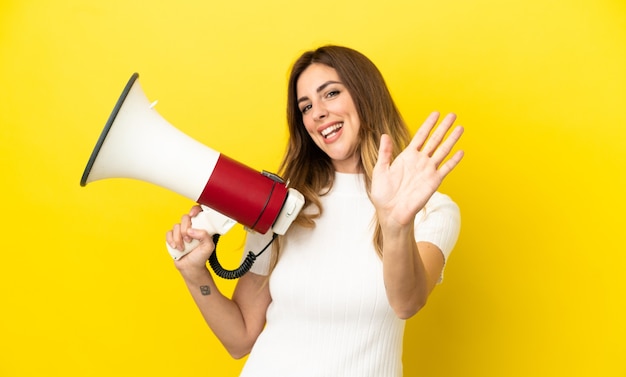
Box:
[377,213,414,238]
[176,263,213,285]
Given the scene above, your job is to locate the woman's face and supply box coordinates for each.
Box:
[296,63,361,173]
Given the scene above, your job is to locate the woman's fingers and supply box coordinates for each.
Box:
[166,205,205,252]
[437,149,465,178]
[408,112,464,173]
[166,229,175,249]
[408,112,439,150]
[375,134,394,172]
[180,214,193,244]
[420,113,457,155]
[167,223,185,251]
[189,204,202,217]
[431,125,464,167]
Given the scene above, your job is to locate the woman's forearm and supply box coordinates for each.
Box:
[381,224,431,320]
[178,267,262,359]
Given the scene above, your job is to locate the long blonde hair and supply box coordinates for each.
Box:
[272,45,412,270]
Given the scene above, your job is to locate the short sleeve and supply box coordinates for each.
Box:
[241,230,275,276]
[414,192,461,282]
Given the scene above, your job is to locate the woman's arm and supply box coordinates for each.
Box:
[380,230,445,319]
[371,112,463,319]
[167,206,271,358]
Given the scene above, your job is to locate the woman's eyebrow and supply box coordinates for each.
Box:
[297,80,342,104]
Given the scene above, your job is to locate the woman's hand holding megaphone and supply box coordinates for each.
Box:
[165,205,236,270]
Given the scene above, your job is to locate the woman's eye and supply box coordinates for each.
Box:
[301,104,312,114]
[326,90,340,98]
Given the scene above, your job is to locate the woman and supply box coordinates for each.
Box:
[166,45,464,376]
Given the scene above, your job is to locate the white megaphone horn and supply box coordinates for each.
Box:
[81,73,305,279]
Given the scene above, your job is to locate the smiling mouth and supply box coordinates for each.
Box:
[321,123,343,139]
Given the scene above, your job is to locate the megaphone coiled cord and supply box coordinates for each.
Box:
[208,233,278,280]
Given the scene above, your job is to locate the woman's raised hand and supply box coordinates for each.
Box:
[371,112,464,230]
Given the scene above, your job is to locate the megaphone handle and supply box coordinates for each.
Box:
[165,206,235,261]
[165,206,277,280]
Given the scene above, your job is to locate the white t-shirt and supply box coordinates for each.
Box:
[239,173,460,377]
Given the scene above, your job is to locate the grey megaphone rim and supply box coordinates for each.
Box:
[80,72,140,187]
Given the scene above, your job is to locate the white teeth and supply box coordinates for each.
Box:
[321,123,343,138]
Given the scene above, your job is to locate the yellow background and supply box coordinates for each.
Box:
[1,0,625,376]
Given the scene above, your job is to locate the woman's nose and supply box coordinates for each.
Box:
[312,103,328,121]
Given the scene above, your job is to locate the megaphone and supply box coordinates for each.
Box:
[81,73,305,279]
